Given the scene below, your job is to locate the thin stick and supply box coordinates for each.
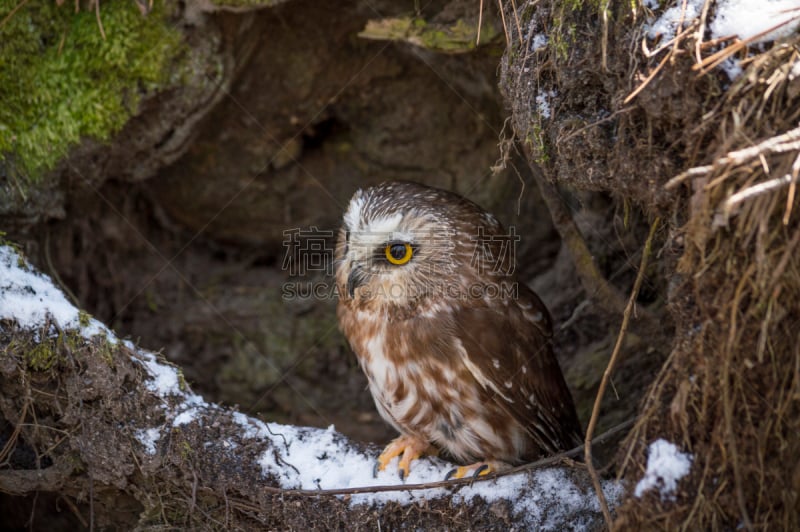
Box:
[584,217,661,529]
[519,142,632,316]
[496,0,510,48]
[95,0,106,41]
[666,124,800,189]
[0,0,31,30]
[601,0,609,71]
[725,169,800,214]
[623,48,672,104]
[476,0,484,46]
[693,13,800,75]
[694,0,712,64]
[510,0,522,44]
[784,153,800,224]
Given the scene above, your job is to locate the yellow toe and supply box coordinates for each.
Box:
[375,434,431,478]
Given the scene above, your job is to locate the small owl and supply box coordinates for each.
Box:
[335,181,582,479]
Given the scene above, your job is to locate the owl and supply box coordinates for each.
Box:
[335,181,582,479]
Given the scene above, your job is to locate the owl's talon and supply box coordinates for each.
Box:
[444,462,494,480]
[375,434,430,480]
[473,464,490,477]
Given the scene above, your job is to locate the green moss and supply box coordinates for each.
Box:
[556,0,607,9]
[179,439,193,460]
[0,0,185,182]
[98,335,116,365]
[0,236,28,268]
[359,17,499,53]
[550,13,576,61]
[526,123,549,165]
[25,336,60,372]
[210,0,284,7]
[78,310,91,328]
[177,368,187,391]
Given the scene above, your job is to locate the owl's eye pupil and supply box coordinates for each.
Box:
[390,244,406,260]
[384,242,413,265]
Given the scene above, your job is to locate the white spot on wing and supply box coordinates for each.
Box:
[456,339,514,403]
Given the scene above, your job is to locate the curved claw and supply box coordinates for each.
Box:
[445,462,493,480]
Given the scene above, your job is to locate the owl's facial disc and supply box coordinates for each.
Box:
[339,185,457,305]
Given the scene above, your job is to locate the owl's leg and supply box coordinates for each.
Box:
[375,434,432,480]
[444,460,509,480]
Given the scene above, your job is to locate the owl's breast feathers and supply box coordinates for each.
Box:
[337,283,583,464]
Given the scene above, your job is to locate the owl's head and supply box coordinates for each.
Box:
[334,181,505,311]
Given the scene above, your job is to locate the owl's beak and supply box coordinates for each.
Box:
[347,266,367,298]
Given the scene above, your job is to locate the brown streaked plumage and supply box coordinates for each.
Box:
[335,181,582,479]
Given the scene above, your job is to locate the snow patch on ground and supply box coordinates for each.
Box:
[646,0,704,40]
[711,0,800,43]
[646,0,800,79]
[0,246,114,340]
[136,427,161,455]
[0,243,621,526]
[250,420,623,526]
[634,439,693,499]
[531,33,548,52]
[536,90,558,119]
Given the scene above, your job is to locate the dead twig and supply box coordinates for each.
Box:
[624,50,673,105]
[476,0,484,45]
[724,160,800,217]
[693,13,800,76]
[0,0,31,31]
[496,0,510,48]
[584,217,661,529]
[526,158,631,316]
[666,124,800,189]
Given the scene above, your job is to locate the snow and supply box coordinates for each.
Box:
[173,407,201,426]
[0,243,621,526]
[634,439,693,499]
[536,90,557,120]
[791,59,800,79]
[710,0,800,43]
[646,0,800,80]
[250,419,624,524]
[0,246,114,340]
[136,428,161,455]
[531,33,548,52]
[646,0,704,41]
[719,56,743,80]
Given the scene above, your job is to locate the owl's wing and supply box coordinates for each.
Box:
[450,283,583,456]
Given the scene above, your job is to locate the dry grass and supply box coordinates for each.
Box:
[499,0,800,528]
[616,17,800,532]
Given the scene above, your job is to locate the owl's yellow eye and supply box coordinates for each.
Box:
[385,242,413,265]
